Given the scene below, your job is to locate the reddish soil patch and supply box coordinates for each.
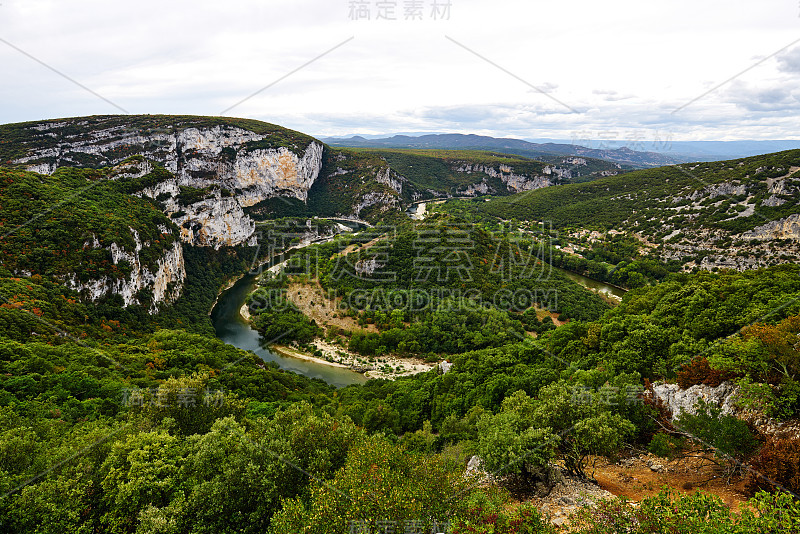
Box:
[591,452,750,511]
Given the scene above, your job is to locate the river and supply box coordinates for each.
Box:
[210,220,623,387]
[553,266,627,300]
[210,249,368,388]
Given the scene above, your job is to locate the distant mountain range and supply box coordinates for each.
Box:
[322,133,800,167]
[321,133,684,168]
[322,133,681,168]
[524,138,800,161]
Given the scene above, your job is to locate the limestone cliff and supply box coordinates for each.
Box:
[67,228,186,312]
[453,162,555,193]
[742,213,800,240]
[11,117,325,248]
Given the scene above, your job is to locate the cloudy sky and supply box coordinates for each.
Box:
[1,0,799,143]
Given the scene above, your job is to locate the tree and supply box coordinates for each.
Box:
[476,391,557,486]
[268,435,471,534]
[676,399,758,462]
[99,430,185,534]
[531,381,635,479]
[177,404,362,534]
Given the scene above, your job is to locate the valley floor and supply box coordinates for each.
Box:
[241,284,434,380]
[271,340,434,380]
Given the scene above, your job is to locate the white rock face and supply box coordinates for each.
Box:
[650,380,800,441]
[698,255,766,270]
[66,228,186,312]
[464,455,497,484]
[228,143,324,204]
[453,162,556,193]
[108,158,154,180]
[354,258,382,276]
[741,213,800,240]
[137,176,181,202]
[151,241,186,305]
[15,123,325,248]
[651,381,739,421]
[352,192,400,218]
[172,196,256,249]
[542,165,572,180]
[460,182,491,196]
[26,162,58,175]
[374,167,404,195]
[762,195,787,207]
[689,182,747,201]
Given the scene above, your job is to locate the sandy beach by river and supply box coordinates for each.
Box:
[271,340,434,380]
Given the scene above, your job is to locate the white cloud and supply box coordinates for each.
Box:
[726,81,800,112]
[0,0,799,140]
[777,46,800,73]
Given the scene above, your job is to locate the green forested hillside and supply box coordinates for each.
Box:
[0,166,178,282]
[328,264,800,430]
[361,149,548,196]
[3,256,800,531]
[1,118,800,533]
[365,148,625,187]
[245,215,609,363]
[480,150,800,235]
[475,150,800,270]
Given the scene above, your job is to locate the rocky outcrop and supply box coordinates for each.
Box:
[225,142,324,204]
[352,192,400,218]
[108,158,154,179]
[374,167,405,195]
[354,257,383,276]
[18,124,324,206]
[458,181,491,196]
[651,381,739,421]
[534,467,614,527]
[651,381,800,441]
[687,182,747,201]
[464,455,497,485]
[542,165,572,180]
[172,196,255,249]
[464,457,613,528]
[741,213,800,240]
[67,228,186,312]
[453,162,556,193]
[762,195,787,207]
[698,255,766,271]
[15,121,325,248]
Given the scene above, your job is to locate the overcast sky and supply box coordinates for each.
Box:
[1,0,800,143]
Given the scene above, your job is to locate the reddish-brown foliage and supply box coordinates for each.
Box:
[746,435,800,495]
[676,356,738,388]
